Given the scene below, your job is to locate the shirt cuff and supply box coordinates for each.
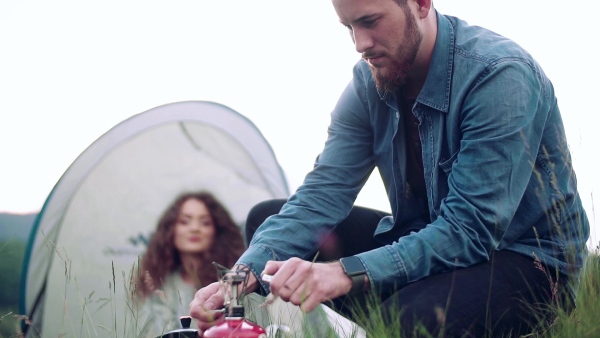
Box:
[235,244,277,295]
[356,245,408,292]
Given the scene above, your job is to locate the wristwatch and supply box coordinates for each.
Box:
[340,256,367,294]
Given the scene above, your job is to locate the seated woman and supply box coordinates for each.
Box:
[134,191,245,337]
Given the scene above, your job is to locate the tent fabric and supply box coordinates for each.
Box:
[20,101,290,337]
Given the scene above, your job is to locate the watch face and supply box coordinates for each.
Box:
[341,256,366,276]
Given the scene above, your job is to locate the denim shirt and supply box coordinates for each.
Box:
[238,12,590,296]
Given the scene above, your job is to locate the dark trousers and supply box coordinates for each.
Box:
[245,199,571,337]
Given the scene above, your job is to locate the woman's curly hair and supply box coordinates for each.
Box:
[135,191,245,299]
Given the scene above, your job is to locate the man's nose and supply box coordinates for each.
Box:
[353,28,374,54]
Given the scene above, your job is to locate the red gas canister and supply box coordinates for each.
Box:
[203,317,267,338]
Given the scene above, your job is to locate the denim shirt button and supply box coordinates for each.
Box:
[396,111,400,119]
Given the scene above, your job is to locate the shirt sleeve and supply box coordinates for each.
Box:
[236,62,377,291]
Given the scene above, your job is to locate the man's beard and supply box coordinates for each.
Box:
[367,8,422,93]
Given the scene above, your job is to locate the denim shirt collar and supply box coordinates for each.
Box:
[377,11,453,114]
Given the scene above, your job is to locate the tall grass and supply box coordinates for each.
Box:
[544,249,600,338]
[4,248,599,337]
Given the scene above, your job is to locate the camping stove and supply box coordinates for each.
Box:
[203,264,267,338]
[155,264,266,338]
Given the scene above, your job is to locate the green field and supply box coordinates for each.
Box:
[2,238,599,337]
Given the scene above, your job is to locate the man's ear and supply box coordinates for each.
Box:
[414,0,433,19]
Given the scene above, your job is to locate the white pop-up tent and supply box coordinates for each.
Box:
[19,101,290,337]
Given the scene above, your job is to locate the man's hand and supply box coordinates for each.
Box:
[189,265,260,335]
[262,257,353,313]
[189,282,225,334]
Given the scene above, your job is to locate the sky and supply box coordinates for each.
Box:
[0,1,598,248]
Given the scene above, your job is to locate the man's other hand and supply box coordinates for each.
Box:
[262,257,353,312]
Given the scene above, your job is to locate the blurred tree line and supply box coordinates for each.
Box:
[0,232,29,336]
[1,240,25,305]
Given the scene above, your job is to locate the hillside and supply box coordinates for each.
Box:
[0,212,38,242]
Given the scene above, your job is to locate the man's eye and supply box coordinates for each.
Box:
[363,19,377,28]
[344,24,353,31]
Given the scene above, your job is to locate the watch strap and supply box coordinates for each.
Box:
[348,273,365,294]
[340,256,366,294]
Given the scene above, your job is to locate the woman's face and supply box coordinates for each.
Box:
[173,198,216,255]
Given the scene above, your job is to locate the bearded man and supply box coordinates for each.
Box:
[191,0,589,336]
